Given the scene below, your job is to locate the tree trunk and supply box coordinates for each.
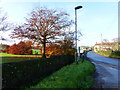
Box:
[42,38,46,58]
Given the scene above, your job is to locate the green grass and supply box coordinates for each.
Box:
[96,51,111,57]
[32,49,40,55]
[0,52,33,56]
[0,53,42,64]
[0,53,14,56]
[96,50,120,59]
[27,60,95,89]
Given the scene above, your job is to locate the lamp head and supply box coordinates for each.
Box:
[75,6,82,10]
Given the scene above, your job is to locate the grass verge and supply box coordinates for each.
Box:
[95,50,120,59]
[27,60,95,89]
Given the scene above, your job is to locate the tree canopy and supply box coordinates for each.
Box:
[11,7,73,58]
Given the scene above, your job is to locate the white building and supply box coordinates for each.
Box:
[94,42,120,52]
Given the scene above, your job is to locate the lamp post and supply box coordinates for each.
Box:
[75,6,82,64]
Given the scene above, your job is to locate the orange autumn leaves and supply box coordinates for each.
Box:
[5,41,32,55]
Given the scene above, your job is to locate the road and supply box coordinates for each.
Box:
[87,51,120,88]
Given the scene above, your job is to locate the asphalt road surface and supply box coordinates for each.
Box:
[87,51,120,88]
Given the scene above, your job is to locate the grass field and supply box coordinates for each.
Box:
[0,53,42,57]
[32,49,41,55]
[28,60,95,89]
[0,53,42,63]
[0,53,13,56]
[95,50,120,59]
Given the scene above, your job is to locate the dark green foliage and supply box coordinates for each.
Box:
[2,55,74,89]
[109,51,120,59]
[111,51,120,56]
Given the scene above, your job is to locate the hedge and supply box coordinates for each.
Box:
[2,55,74,89]
[109,51,120,59]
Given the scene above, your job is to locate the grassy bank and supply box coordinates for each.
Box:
[96,51,111,57]
[28,60,95,89]
[96,50,120,59]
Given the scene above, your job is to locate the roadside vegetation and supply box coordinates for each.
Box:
[2,55,74,89]
[28,60,95,89]
[96,50,120,59]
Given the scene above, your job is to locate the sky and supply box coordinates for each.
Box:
[0,0,119,47]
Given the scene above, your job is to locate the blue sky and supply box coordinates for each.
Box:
[0,0,118,47]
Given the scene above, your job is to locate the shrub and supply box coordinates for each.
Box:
[109,50,120,59]
[111,51,120,56]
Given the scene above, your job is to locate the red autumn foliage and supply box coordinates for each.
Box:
[5,41,32,55]
[46,38,75,57]
[46,44,63,57]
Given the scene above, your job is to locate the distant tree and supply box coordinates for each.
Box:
[112,38,120,42]
[57,36,75,55]
[17,41,26,55]
[46,44,62,57]
[6,41,32,55]
[11,7,72,58]
[103,39,109,43]
[46,37,75,57]
[25,41,33,47]
[8,44,18,54]
[0,8,12,31]
[25,41,32,54]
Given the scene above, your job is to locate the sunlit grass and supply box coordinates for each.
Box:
[95,51,120,59]
[0,53,42,63]
[0,53,13,56]
[28,60,95,89]
[0,53,42,57]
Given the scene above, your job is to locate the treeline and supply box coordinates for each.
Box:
[2,41,32,55]
[2,38,75,56]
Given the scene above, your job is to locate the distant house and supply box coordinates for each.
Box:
[94,42,120,52]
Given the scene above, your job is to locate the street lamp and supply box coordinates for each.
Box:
[75,6,82,64]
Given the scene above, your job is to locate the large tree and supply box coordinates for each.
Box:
[11,7,72,58]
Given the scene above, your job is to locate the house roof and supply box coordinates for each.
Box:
[95,42,115,46]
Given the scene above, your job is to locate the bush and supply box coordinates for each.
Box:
[111,51,120,56]
[109,51,120,59]
[2,55,74,89]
